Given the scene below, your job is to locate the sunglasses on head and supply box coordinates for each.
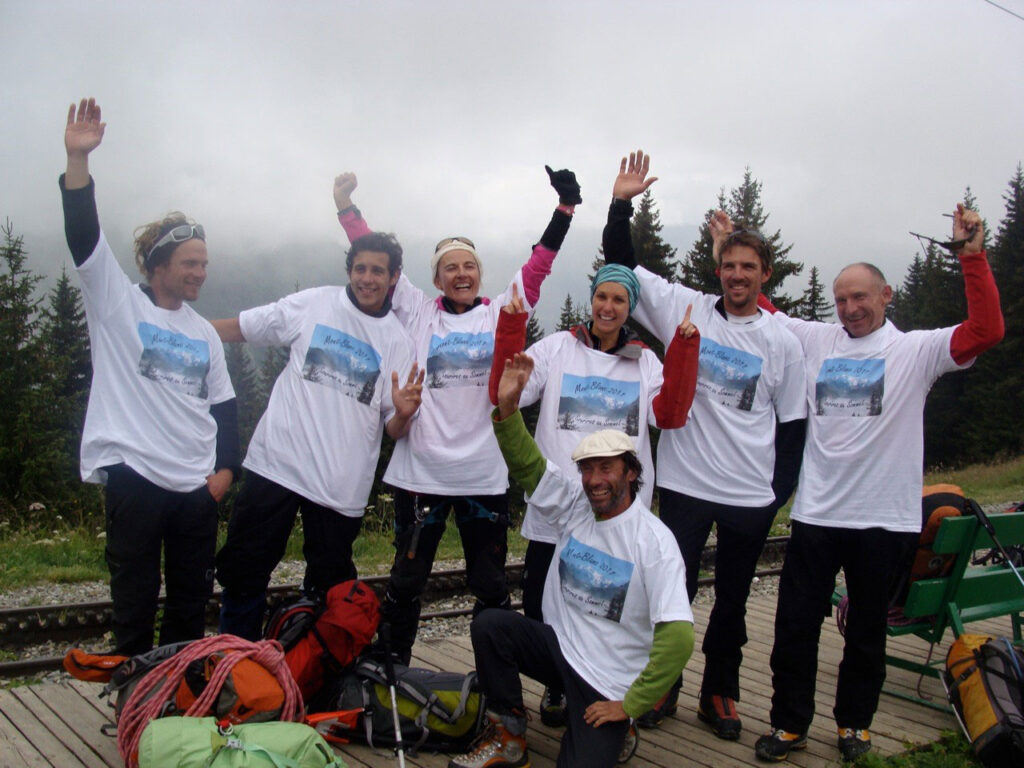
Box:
[723,228,768,246]
[147,224,206,263]
[434,236,475,252]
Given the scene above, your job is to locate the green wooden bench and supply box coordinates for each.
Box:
[832,510,1024,709]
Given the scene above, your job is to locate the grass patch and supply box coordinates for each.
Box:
[925,455,1024,506]
[851,730,980,768]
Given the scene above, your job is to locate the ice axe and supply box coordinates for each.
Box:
[966,498,1024,593]
[379,622,407,768]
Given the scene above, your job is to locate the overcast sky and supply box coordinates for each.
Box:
[2,0,1022,330]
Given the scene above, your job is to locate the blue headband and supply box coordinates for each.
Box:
[591,264,640,312]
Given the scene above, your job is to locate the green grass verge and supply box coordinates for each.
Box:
[0,515,531,593]
[0,454,1019,593]
[851,730,981,768]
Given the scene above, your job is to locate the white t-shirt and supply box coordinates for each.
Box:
[773,315,968,531]
[76,232,234,492]
[518,330,662,543]
[632,268,807,506]
[383,272,529,495]
[528,462,692,700]
[240,287,414,516]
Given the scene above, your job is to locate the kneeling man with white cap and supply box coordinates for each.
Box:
[450,352,697,768]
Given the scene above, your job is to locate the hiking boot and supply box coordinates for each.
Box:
[617,721,639,763]
[754,729,808,762]
[837,727,872,761]
[538,686,567,728]
[697,693,742,740]
[447,717,530,768]
[634,685,679,729]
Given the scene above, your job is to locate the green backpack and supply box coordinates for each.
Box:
[138,717,345,768]
[310,658,486,754]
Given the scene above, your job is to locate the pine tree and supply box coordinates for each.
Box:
[962,164,1024,461]
[797,266,832,321]
[556,293,584,332]
[679,169,802,312]
[616,190,680,356]
[0,221,47,515]
[35,267,93,503]
[224,342,262,453]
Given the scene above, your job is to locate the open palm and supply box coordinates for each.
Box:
[65,98,105,156]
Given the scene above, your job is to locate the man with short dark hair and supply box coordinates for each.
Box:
[60,98,240,655]
[450,352,696,768]
[213,224,424,640]
[753,204,1004,763]
[603,151,807,736]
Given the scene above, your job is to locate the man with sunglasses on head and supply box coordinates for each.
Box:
[334,167,580,664]
[59,98,239,655]
[602,151,807,739]
[749,205,1003,763]
[211,222,423,642]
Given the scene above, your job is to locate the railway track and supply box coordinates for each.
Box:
[0,536,789,677]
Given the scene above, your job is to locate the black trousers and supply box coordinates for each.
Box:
[103,464,218,656]
[215,471,362,639]
[379,489,511,663]
[471,609,630,768]
[769,520,918,733]
[659,487,776,701]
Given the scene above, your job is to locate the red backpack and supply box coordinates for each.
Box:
[265,579,380,701]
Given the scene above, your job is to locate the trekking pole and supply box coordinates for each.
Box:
[968,499,1024,592]
[379,622,407,768]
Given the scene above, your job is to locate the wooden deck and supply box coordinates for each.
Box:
[1,594,1012,768]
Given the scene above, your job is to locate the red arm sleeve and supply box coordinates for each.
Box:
[950,250,1004,365]
[758,292,778,313]
[489,311,528,405]
[652,329,700,429]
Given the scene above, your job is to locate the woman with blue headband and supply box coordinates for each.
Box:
[487,261,700,728]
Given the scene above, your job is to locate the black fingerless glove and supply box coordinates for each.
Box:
[545,165,582,205]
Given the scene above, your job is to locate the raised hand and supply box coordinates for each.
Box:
[333,172,358,211]
[612,149,658,201]
[953,203,984,255]
[708,210,734,265]
[65,98,106,158]
[391,363,425,420]
[497,352,534,420]
[676,304,697,339]
[502,283,526,315]
[545,165,582,206]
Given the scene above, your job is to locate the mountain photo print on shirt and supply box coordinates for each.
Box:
[815,357,885,417]
[556,374,641,435]
[302,324,382,405]
[426,331,494,389]
[136,322,211,398]
[697,338,762,412]
[558,536,634,623]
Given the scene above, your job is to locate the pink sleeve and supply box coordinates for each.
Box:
[521,244,556,306]
[338,209,373,244]
[950,250,1004,365]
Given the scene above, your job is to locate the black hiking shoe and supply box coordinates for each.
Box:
[697,693,742,740]
[754,729,808,762]
[837,727,871,761]
[538,687,567,727]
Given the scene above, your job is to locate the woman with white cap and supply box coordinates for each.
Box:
[333,166,581,663]
[487,259,700,726]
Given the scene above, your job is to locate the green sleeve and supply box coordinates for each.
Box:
[622,621,694,718]
[491,408,546,495]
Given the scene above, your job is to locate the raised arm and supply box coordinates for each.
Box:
[491,354,547,496]
[334,172,374,242]
[488,284,528,405]
[61,98,106,265]
[651,304,700,428]
[602,150,659,270]
[949,203,1004,364]
[518,166,581,306]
